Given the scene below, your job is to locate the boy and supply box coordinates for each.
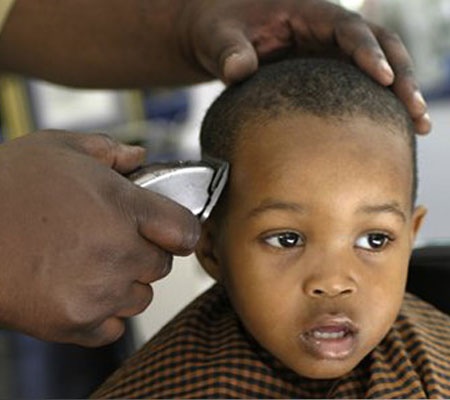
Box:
[92,59,450,398]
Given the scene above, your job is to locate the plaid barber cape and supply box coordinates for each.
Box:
[92,284,450,399]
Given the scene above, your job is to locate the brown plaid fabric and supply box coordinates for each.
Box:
[92,284,450,399]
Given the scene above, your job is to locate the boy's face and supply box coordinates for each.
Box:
[197,113,426,379]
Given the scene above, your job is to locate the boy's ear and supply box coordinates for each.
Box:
[411,205,427,242]
[195,218,222,281]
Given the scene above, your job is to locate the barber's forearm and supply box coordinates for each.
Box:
[0,0,212,88]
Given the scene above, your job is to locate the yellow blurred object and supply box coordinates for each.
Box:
[0,0,15,32]
[0,75,33,140]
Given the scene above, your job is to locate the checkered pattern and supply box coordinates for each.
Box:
[92,284,450,398]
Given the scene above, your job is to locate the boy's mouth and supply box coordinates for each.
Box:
[300,315,359,360]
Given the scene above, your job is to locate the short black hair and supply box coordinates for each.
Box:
[200,58,417,203]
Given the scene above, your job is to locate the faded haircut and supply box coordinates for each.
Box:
[200,58,418,203]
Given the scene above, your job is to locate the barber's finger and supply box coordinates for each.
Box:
[131,236,174,284]
[200,23,259,84]
[69,132,147,173]
[371,25,431,134]
[74,317,126,348]
[128,186,201,255]
[286,3,393,86]
[412,113,432,135]
[115,283,154,318]
[330,14,394,86]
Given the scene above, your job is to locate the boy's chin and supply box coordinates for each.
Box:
[292,357,363,381]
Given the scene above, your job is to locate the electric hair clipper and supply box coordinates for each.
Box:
[128,159,229,222]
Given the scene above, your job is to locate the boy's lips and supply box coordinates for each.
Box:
[299,315,359,360]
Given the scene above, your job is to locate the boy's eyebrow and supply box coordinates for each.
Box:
[247,199,306,219]
[247,200,408,221]
[357,202,407,222]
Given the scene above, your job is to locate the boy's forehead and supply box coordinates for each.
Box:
[237,112,408,155]
[232,113,414,204]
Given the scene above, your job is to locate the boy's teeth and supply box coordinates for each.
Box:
[312,330,345,339]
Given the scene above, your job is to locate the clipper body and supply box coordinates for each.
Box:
[129,159,228,222]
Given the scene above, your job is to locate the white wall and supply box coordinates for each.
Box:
[416,99,450,244]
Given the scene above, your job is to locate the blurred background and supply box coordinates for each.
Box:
[0,0,449,397]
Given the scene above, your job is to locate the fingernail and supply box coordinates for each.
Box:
[223,51,257,85]
[416,113,432,135]
[223,53,242,85]
[122,143,146,152]
[380,59,394,81]
[422,112,432,127]
[413,90,427,111]
[225,52,240,62]
[122,144,147,160]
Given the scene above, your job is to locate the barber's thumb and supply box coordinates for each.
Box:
[133,188,201,255]
[219,29,259,85]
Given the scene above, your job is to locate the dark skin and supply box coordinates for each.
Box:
[0,0,430,132]
[0,0,431,348]
[0,131,199,346]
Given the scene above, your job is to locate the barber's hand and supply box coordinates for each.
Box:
[180,0,430,134]
[0,131,200,347]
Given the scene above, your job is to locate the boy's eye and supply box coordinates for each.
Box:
[264,232,303,248]
[355,233,392,251]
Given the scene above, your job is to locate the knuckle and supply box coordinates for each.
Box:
[333,9,364,31]
[60,300,124,347]
[350,36,381,57]
[33,129,75,149]
[107,178,134,218]
[88,131,115,145]
[133,286,154,315]
[86,321,125,348]
[93,242,125,271]
[59,293,102,329]
[83,132,116,157]
[340,10,363,23]
[101,326,125,346]
[334,14,379,52]
[393,63,416,80]
[145,252,173,283]
[56,271,123,331]
[378,28,401,44]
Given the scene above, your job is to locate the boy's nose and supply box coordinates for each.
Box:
[304,278,356,298]
[302,259,358,299]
